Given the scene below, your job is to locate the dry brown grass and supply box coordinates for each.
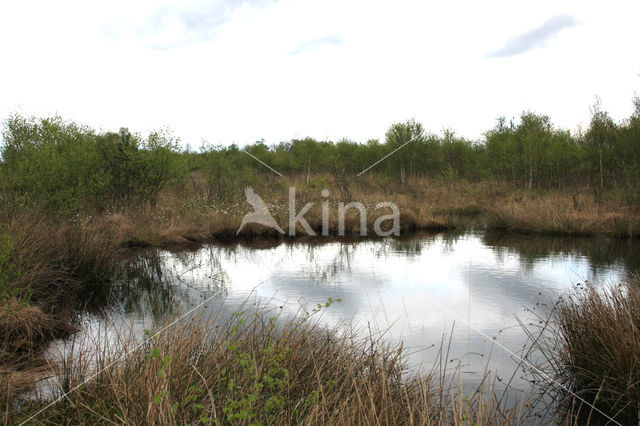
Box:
[109,175,640,247]
[485,192,640,238]
[10,307,533,425]
[91,175,497,247]
[4,175,639,250]
[103,175,640,247]
[30,174,634,250]
[0,300,62,416]
[1,301,56,350]
[0,215,119,411]
[3,214,119,291]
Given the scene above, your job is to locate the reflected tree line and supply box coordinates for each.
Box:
[65,231,639,323]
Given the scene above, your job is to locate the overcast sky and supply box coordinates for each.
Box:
[1,0,639,147]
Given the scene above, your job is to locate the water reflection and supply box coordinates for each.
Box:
[46,231,639,406]
[483,231,639,276]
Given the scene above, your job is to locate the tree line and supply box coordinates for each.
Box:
[2,96,639,215]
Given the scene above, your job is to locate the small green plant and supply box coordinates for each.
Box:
[222,299,342,424]
[302,297,342,322]
[144,330,173,404]
[222,313,290,424]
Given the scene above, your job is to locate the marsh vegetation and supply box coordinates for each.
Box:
[2,97,640,424]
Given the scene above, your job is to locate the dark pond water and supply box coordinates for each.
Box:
[44,230,640,411]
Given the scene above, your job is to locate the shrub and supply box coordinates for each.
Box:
[0,115,185,215]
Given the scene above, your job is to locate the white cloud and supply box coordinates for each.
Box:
[104,0,276,49]
[289,34,343,55]
[487,14,579,58]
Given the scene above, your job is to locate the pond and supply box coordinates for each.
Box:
[44,230,640,411]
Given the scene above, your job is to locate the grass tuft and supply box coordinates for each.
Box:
[485,194,640,238]
[528,276,640,424]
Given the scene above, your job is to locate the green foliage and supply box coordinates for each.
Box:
[196,144,259,203]
[186,108,639,193]
[137,128,187,206]
[222,315,291,424]
[484,113,584,189]
[0,116,185,215]
[3,95,640,212]
[220,299,341,424]
[302,296,342,321]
